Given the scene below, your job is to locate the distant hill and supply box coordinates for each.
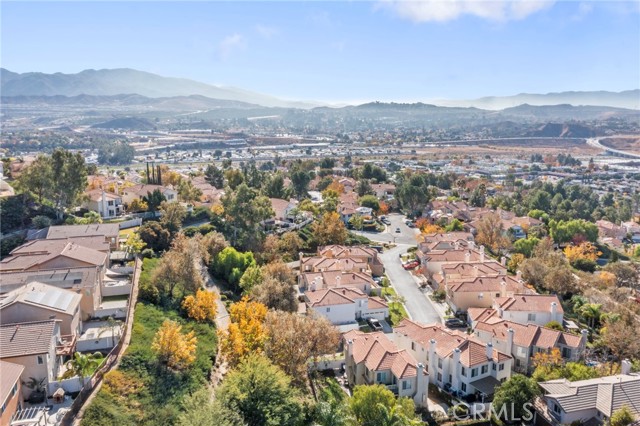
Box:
[0,68,318,109]
[434,90,640,110]
[91,117,156,130]
[0,94,260,110]
[528,122,595,138]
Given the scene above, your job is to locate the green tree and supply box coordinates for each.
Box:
[492,375,540,423]
[177,388,246,426]
[239,264,263,293]
[143,189,167,212]
[159,201,187,233]
[610,406,636,426]
[97,141,135,165]
[138,221,172,253]
[216,354,305,426]
[359,195,380,213]
[15,155,52,204]
[212,247,256,290]
[444,218,464,232]
[204,164,225,188]
[177,180,203,203]
[290,170,311,199]
[513,237,540,258]
[350,385,418,426]
[263,172,287,199]
[221,183,273,248]
[65,352,104,379]
[50,149,88,219]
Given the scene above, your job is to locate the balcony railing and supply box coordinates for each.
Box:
[56,334,77,356]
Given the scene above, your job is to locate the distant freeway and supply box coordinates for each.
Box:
[586,138,640,159]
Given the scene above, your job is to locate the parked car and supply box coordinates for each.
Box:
[395,227,401,233]
[444,318,467,328]
[403,260,420,270]
[367,318,383,331]
[382,218,391,225]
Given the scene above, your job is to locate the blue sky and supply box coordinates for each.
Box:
[2,1,639,102]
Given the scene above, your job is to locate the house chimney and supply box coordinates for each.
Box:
[500,278,507,297]
[469,241,476,249]
[506,328,514,355]
[486,342,494,360]
[464,251,471,263]
[474,265,479,278]
[479,246,485,263]
[621,359,632,375]
[428,339,437,381]
[550,302,558,319]
[453,347,461,365]
[346,339,354,358]
[516,270,522,281]
[500,256,506,266]
[454,241,460,251]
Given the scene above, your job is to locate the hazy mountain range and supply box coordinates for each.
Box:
[1,68,638,110]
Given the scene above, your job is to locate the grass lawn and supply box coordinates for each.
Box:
[381,287,409,325]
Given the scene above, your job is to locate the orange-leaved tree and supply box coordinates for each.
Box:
[218,297,268,367]
[152,319,197,370]
[182,289,218,323]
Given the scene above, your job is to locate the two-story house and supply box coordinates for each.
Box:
[0,282,81,338]
[0,320,62,400]
[393,319,512,399]
[0,361,24,426]
[343,330,428,407]
[298,270,379,295]
[491,294,564,327]
[304,287,388,325]
[83,189,124,219]
[445,276,531,312]
[472,318,587,373]
[121,184,177,206]
[318,245,385,277]
[536,360,640,426]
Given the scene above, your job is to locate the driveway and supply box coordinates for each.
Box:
[355,214,442,324]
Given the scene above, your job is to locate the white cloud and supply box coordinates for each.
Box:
[570,2,593,21]
[379,0,555,23]
[217,33,246,60]
[255,24,278,39]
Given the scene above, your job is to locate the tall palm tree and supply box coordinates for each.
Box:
[65,352,104,379]
[579,303,602,329]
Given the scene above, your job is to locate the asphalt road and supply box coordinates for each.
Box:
[355,213,442,324]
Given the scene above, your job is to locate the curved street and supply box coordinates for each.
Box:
[355,213,443,325]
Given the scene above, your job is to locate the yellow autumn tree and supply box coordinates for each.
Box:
[326,179,345,194]
[152,319,197,370]
[564,242,601,264]
[182,289,218,323]
[218,297,268,367]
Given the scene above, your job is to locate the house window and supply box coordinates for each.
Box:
[471,368,478,377]
[478,293,484,299]
[481,365,488,374]
[527,313,536,321]
[402,380,412,390]
[461,383,467,392]
[411,342,415,351]
[37,355,44,365]
[492,363,496,371]
[553,403,561,414]
[108,200,114,206]
[448,375,452,384]
[326,307,330,312]
[499,363,505,371]
[461,367,466,376]
[495,293,500,298]
[377,372,386,382]
[562,347,571,358]
[437,373,442,382]
[438,359,442,369]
